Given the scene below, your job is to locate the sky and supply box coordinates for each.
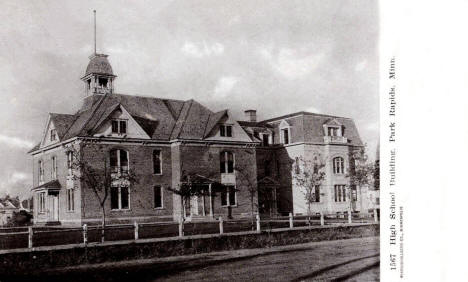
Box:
[0,0,378,199]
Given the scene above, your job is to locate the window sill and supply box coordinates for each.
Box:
[221,205,237,208]
[110,209,131,212]
[153,173,163,176]
[153,207,164,210]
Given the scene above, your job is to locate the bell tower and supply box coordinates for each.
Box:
[81,10,116,96]
[81,54,116,96]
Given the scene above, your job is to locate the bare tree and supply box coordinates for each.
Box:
[69,143,137,242]
[292,155,326,224]
[235,161,258,229]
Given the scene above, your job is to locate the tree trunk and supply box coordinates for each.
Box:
[101,206,106,243]
[180,195,185,235]
[251,194,255,231]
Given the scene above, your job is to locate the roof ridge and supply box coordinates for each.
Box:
[261,111,353,123]
[112,92,186,102]
[78,94,110,136]
[177,100,194,139]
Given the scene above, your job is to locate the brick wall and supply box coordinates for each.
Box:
[79,142,174,224]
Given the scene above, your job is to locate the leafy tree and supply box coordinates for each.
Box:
[292,155,326,223]
[69,144,138,242]
[346,146,374,215]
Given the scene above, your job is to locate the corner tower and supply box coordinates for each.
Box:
[81,53,116,96]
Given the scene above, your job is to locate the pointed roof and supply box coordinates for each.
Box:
[31,180,61,191]
[84,54,115,77]
[49,113,77,139]
[29,93,257,153]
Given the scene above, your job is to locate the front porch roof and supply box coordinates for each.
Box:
[31,180,61,191]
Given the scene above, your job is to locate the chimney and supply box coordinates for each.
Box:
[244,110,257,122]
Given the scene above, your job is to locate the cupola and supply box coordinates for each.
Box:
[81,53,116,96]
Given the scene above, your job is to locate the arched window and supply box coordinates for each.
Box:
[220,151,234,174]
[110,149,129,174]
[333,157,344,174]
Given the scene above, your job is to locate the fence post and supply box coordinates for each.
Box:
[219,216,224,235]
[374,209,379,223]
[289,212,293,229]
[28,226,33,249]
[348,211,352,224]
[83,224,88,245]
[256,214,261,233]
[320,212,324,226]
[134,221,139,240]
[178,216,184,237]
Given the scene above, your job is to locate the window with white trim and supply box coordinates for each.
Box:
[154,185,163,208]
[220,125,233,137]
[38,160,44,183]
[281,128,289,144]
[111,119,127,134]
[333,157,345,174]
[153,150,162,175]
[220,151,234,174]
[111,186,130,210]
[38,192,46,213]
[67,151,73,176]
[110,149,129,174]
[221,185,236,207]
[50,129,57,141]
[313,185,320,202]
[51,156,57,179]
[334,185,346,202]
[67,188,74,211]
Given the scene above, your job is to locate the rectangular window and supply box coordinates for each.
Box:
[50,129,57,141]
[67,151,73,176]
[282,129,289,144]
[220,125,233,137]
[121,187,129,209]
[221,186,236,206]
[119,120,127,134]
[154,186,163,208]
[111,120,119,133]
[220,125,226,137]
[226,125,232,137]
[153,150,162,174]
[111,119,127,134]
[262,134,269,146]
[38,192,46,213]
[67,189,74,211]
[111,187,119,209]
[39,160,44,182]
[334,185,346,202]
[111,186,130,210]
[314,185,320,202]
[51,156,57,179]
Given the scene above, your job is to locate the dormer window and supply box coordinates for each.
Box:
[111,119,127,135]
[220,125,233,137]
[50,129,57,141]
[281,128,289,144]
[327,127,341,136]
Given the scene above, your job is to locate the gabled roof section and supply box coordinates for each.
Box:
[49,113,77,139]
[324,118,343,126]
[204,110,228,138]
[32,180,61,191]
